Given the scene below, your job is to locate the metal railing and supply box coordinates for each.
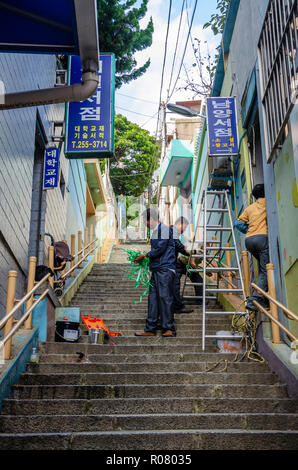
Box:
[241,253,298,343]
[0,227,99,361]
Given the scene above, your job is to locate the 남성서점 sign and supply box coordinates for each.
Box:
[206,97,239,156]
[43,148,60,189]
[65,53,115,158]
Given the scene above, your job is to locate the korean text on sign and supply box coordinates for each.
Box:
[206,97,239,156]
[43,148,60,189]
[65,54,115,157]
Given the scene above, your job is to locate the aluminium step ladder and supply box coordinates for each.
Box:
[182,189,248,351]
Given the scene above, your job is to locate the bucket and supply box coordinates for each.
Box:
[216,330,245,354]
[55,320,80,343]
[88,328,104,344]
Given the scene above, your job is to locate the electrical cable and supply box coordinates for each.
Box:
[115,106,156,118]
[166,0,186,99]
[116,92,158,105]
[167,0,198,103]
[155,0,173,139]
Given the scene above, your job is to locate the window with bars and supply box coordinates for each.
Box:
[258,0,297,162]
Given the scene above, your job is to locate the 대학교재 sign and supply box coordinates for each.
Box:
[206,97,239,156]
[43,147,60,189]
[65,53,115,158]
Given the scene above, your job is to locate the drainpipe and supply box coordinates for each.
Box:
[0,58,99,109]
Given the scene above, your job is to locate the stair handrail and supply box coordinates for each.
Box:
[251,282,298,323]
[61,238,98,280]
[252,297,298,343]
[48,225,99,285]
[0,264,51,360]
[1,227,99,361]
[0,272,51,332]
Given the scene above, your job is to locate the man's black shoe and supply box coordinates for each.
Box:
[174,308,193,314]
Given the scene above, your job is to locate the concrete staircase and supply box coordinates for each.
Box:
[0,242,297,450]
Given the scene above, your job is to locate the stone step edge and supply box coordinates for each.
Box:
[1,412,297,419]
[0,429,297,437]
[4,396,295,403]
[21,371,275,377]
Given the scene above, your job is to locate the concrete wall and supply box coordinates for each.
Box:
[65,159,87,247]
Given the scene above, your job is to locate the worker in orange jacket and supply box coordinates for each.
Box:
[237,183,270,311]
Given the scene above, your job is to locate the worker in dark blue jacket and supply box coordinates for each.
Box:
[134,208,176,337]
[172,217,205,313]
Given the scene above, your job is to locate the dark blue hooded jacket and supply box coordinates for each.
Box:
[147,223,176,272]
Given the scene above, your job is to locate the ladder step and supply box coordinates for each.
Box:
[189,267,239,272]
[194,240,222,244]
[206,191,226,195]
[185,282,214,286]
[206,227,232,231]
[191,254,220,259]
[205,334,244,339]
[206,209,228,213]
[183,296,216,299]
[205,246,234,251]
[206,288,243,293]
[206,311,246,315]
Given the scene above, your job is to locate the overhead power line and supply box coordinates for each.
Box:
[155,0,173,139]
[167,0,198,102]
[115,106,156,119]
[116,92,158,105]
[166,0,186,100]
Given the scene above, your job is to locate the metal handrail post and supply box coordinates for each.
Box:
[48,245,54,288]
[24,256,37,329]
[3,271,17,359]
[70,234,75,277]
[266,263,281,343]
[78,230,82,268]
[84,227,88,256]
[242,251,251,298]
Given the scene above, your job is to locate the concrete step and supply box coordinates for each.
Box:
[37,352,254,364]
[1,412,297,434]
[75,336,238,346]
[78,329,236,338]
[0,429,297,450]
[19,371,279,386]
[26,361,269,374]
[10,383,288,400]
[3,396,297,416]
[39,342,220,355]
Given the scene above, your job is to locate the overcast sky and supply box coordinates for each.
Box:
[114,0,220,136]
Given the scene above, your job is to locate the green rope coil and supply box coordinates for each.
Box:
[121,249,152,304]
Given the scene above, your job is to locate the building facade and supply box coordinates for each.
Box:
[159,0,298,342]
[0,52,116,321]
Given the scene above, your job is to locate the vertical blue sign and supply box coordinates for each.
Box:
[65,53,115,158]
[206,97,239,156]
[43,148,60,189]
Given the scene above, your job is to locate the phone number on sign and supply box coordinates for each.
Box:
[71,140,108,149]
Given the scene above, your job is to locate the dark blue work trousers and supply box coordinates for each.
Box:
[245,234,269,302]
[145,269,176,334]
[173,260,203,310]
